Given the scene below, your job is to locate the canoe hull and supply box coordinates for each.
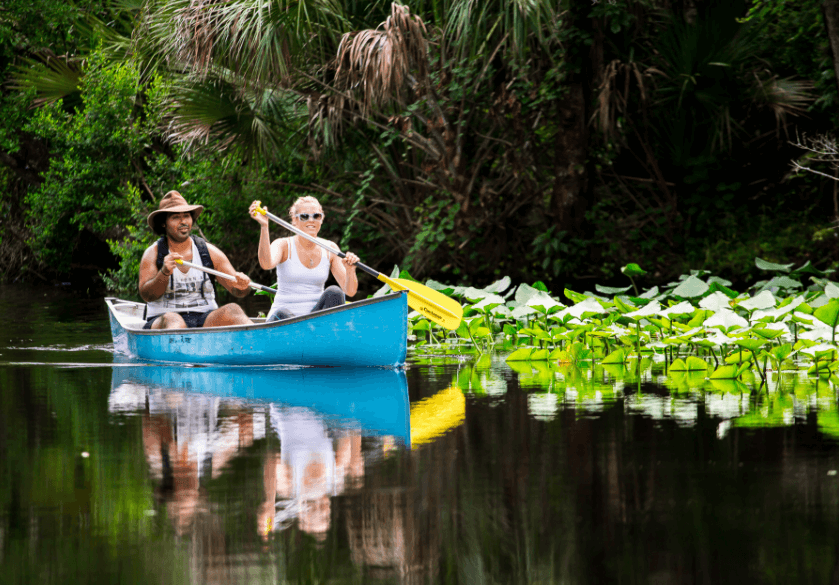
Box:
[110,363,411,444]
[106,293,408,367]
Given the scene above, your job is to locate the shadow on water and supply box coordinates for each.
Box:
[4,285,839,583]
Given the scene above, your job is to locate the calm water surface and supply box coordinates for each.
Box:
[2,284,839,584]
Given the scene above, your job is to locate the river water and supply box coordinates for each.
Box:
[2,284,839,584]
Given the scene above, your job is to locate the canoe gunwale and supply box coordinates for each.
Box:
[105,292,408,336]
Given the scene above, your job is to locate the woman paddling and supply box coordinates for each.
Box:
[249,196,360,321]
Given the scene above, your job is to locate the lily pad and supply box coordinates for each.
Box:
[558,297,608,320]
[669,356,708,371]
[624,301,663,320]
[511,305,538,319]
[506,347,534,362]
[596,284,632,294]
[672,275,709,299]
[792,261,826,278]
[601,348,626,364]
[483,276,513,295]
[621,263,647,277]
[530,348,551,361]
[737,290,776,311]
[755,276,803,294]
[710,364,739,379]
[658,301,695,318]
[708,379,750,393]
[472,294,507,311]
[704,309,748,331]
[426,279,456,295]
[699,291,733,312]
[733,338,766,352]
[755,257,794,272]
[813,298,839,329]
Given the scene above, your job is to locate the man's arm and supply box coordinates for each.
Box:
[139,243,174,302]
[208,244,251,298]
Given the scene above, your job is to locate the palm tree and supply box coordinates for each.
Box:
[130,0,563,275]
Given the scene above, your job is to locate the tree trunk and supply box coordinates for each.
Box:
[550,0,601,233]
[552,81,589,232]
[823,0,839,98]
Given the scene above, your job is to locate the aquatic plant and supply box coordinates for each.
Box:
[400,257,839,391]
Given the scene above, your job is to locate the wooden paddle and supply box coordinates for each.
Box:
[174,259,278,294]
[253,203,463,330]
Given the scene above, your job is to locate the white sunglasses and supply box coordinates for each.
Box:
[295,213,323,221]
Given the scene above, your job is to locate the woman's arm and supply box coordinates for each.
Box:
[258,228,286,270]
[251,200,285,269]
[327,242,359,297]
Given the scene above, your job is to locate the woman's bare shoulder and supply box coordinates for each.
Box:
[273,237,290,262]
[320,239,340,252]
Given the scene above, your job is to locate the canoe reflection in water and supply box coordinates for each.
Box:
[108,363,464,582]
[109,364,409,539]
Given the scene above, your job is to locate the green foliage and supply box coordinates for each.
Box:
[744,0,836,116]
[0,0,97,64]
[3,0,839,296]
[102,184,154,294]
[23,53,145,271]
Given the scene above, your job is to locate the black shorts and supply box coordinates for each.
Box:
[143,311,211,329]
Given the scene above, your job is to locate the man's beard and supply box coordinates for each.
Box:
[167,223,191,243]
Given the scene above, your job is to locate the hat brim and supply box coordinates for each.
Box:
[147,204,204,232]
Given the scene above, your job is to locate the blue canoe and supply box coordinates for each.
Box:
[105,292,408,367]
[109,362,411,445]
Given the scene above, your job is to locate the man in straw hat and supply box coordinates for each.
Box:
[139,191,253,329]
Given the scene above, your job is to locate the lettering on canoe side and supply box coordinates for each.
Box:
[169,335,192,345]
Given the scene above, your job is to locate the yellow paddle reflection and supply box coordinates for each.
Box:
[410,385,465,448]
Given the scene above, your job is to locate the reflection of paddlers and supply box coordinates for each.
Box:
[260,405,364,540]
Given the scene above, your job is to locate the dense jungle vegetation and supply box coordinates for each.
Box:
[2,0,839,295]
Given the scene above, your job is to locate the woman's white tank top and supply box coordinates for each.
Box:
[146,239,219,318]
[269,237,331,317]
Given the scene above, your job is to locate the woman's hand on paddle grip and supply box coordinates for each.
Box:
[249,200,269,227]
[342,251,359,270]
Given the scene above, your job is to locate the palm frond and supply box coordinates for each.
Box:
[137,0,348,87]
[333,3,428,115]
[162,75,303,161]
[445,0,557,61]
[752,74,813,131]
[9,51,83,108]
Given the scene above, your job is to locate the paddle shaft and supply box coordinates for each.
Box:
[174,259,277,294]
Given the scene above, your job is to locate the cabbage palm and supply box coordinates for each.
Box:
[133,0,559,163]
[15,0,565,275]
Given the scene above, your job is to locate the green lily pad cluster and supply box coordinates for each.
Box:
[405,258,839,387]
[425,342,839,439]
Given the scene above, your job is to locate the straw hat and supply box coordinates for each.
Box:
[147,191,204,234]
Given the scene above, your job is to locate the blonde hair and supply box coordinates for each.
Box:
[288,196,323,220]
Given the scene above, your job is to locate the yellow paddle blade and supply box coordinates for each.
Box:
[378,274,463,330]
[410,386,465,448]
